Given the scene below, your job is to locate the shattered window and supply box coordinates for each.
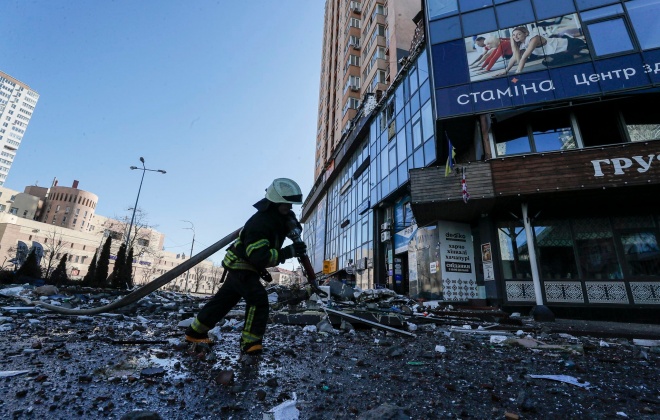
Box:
[574,217,623,279]
[535,219,578,279]
[497,220,531,279]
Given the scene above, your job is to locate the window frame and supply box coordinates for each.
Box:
[580,4,638,58]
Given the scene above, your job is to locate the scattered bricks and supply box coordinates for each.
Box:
[256,389,267,401]
[140,367,165,378]
[214,370,234,386]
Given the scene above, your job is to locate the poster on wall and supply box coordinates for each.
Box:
[483,262,495,281]
[482,242,495,281]
[395,224,417,254]
[481,243,492,262]
[438,221,478,301]
[408,245,419,298]
[408,225,443,299]
[465,13,590,83]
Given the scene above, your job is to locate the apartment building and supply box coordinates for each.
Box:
[315,0,418,179]
[303,1,430,294]
[0,71,39,186]
[303,0,660,316]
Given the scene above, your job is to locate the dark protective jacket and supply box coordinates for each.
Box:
[222,199,291,273]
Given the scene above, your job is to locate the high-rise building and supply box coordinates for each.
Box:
[303,0,660,316]
[0,71,39,187]
[315,0,418,179]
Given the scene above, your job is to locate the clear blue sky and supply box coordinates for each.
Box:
[1,1,324,264]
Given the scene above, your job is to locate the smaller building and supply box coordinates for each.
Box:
[38,179,99,232]
[267,267,305,287]
[0,180,223,293]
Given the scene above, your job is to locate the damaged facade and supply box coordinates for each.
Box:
[302,0,660,312]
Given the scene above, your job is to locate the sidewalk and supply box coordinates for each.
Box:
[536,318,660,340]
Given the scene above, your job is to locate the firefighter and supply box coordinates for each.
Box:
[185,178,307,357]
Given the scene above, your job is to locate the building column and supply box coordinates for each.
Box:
[521,202,555,321]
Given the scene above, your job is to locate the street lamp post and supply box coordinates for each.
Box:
[182,220,195,293]
[126,157,166,249]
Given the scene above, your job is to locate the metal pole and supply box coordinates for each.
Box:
[125,157,166,248]
[182,220,195,293]
[521,203,543,305]
[521,202,555,321]
[125,159,146,248]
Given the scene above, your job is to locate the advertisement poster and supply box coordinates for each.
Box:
[481,243,492,262]
[408,225,443,299]
[395,224,417,255]
[483,262,495,281]
[438,221,478,300]
[408,245,419,298]
[466,14,589,83]
[434,26,659,118]
[481,242,495,281]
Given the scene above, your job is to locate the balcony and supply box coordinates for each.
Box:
[409,161,495,225]
[410,140,660,227]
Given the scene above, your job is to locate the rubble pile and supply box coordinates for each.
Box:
[0,283,658,419]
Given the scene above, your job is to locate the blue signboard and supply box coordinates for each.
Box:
[435,51,656,118]
[428,4,660,118]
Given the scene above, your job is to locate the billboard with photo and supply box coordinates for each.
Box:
[465,13,590,82]
[429,0,660,118]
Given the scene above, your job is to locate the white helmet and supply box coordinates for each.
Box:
[265,178,303,204]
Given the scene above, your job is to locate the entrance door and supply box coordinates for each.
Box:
[394,255,409,295]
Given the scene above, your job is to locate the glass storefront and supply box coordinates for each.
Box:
[497,214,660,280]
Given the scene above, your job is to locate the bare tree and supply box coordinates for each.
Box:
[192,264,208,293]
[0,256,10,271]
[40,228,71,278]
[102,208,162,284]
[209,264,224,294]
[137,251,163,285]
[172,274,186,292]
[4,245,17,270]
[116,208,159,258]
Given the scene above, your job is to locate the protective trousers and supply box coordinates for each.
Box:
[195,269,269,352]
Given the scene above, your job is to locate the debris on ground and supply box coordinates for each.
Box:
[0,282,658,419]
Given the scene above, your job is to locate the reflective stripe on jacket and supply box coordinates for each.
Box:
[222,204,288,273]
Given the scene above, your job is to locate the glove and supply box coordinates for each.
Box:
[279,242,307,262]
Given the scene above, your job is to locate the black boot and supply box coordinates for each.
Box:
[185,326,211,344]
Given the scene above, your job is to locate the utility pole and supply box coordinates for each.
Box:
[126,157,166,248]
[182,220,195,293]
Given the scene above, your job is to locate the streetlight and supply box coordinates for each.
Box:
[126,157,166,248]
[182,220,195,293]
